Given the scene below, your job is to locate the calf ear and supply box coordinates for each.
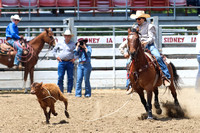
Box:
[39,82,43,87]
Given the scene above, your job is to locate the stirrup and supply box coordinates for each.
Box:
[126,87,133,95]
[163,78,171,87]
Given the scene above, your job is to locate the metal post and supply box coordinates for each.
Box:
[158,26,162,51]
[29,0,31,20]
[153,16,159,49]
[112,26,116,89]
[77,0,80,20]
[173,0,176,20]
[125,0,128,20]
[63,18,77,90]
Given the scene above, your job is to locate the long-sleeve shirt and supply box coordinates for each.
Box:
[196,33,200,54]
[52,40,75,60]
[136,21,156,45]
[74,45,92,63]
[119,40,128,55]
[6,22,20,40]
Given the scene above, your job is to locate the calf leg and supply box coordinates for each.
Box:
[50,104,58,116]
[42,107,50,124]
[59,94,70,118]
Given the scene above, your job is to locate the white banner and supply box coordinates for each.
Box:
[0,35,197,44]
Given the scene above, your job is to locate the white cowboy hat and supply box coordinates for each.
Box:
[63,29,74,36]
[130,10,150,19]
[10,14,22,21]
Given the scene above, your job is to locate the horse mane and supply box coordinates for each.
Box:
[28,31,46,45]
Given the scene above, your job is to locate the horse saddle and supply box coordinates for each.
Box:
[0,40,29,55]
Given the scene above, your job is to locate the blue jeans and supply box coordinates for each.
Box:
[126,58,131,88]
[146,43,171,79]
[75,63,92,97]
[195,55,200,92]
[7,39,23,66]
[57,61,74,93]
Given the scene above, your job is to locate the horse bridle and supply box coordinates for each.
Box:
[128,31,140,61]
[48,35,55,50]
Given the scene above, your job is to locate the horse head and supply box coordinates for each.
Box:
[127,27,140,60]
[44,28,56,49]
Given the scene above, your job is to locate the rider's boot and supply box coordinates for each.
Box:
[126,86,133,95]
[163,77,171,87]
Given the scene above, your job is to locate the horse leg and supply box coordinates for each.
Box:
[146,90,153,119]
[23,69,29,93]
[169,84,180,106]
[137,89,148,112]
[30,67,34,86]
[153,87,162,115]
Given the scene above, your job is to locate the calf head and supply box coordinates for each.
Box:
[30,82,43,94]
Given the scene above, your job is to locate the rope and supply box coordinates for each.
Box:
[42,87,57,101]
[71,94,133,122]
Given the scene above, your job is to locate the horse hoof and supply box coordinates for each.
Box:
[53,113,58,116]
[65,111,70,118]
[156,109,162,115]
[147,116,153,120]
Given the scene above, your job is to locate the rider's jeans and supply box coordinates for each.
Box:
[195,55,200,92]
[57,61,74,93]
[7,39,23,66]
[146,43,171,79]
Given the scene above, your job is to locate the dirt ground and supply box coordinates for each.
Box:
[0,88,200,133]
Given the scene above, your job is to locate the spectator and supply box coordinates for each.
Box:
[130,10,171,87]
[6,14,24,69]
[52,29,76,93]
[118,39,133,95]
[74,38,92,97]
[195,25,200,92]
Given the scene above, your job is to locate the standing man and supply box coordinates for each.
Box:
[6,14,24,69]
[52,29,76,93]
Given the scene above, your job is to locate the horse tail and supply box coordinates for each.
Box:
[170,62,181,89]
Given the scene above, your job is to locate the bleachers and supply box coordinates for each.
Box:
[0,0,200,17]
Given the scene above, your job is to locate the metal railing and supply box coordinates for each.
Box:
[0,0,200,20]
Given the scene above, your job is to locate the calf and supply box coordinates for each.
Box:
[31,82,70,124]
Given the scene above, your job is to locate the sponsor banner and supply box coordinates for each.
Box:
[0,35,197,44]
[162,36,197,43]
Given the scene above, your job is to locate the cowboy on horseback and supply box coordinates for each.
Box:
[122,10,171,94]
[131,10,171,85]
[6,14,24,69]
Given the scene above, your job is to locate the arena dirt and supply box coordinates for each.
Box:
[0,88,200,133]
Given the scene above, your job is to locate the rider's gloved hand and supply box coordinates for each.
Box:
[20,35,24,39]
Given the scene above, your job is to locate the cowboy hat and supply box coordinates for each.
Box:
[130,10,150,19]
[10,14,22,21]
[63,29,74,36]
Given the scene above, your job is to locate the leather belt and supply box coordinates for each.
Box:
[62,59,72,62]
[6,37,12,41]
[79,62,86,64]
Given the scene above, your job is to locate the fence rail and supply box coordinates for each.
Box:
[0,23,199,90]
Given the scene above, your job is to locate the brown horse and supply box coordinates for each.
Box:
[127,27,180,119]
[0,28,55,93]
